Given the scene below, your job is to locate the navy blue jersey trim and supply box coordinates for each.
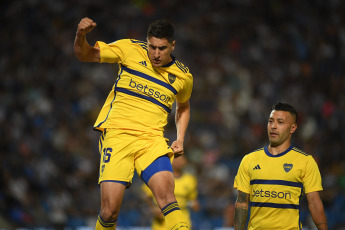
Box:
[95,71,122,128]
[264,145,294,157]
[130,39,148,50]
[293,147,309,156]
[250,201,299,209]
[175,59,189,73]
[250,179,303,188]
[162,55,176,67]
[116,87,171,113]
[249,147,264,155]
[121,65,177,95]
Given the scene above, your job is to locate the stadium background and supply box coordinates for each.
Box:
[1,0,345,229]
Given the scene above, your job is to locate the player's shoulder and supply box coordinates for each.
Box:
[247,147,265,157]
[243,147,265,162]
[109,39,147,50]
[169,57,191,76]
[129,39,148,50]
[291,146,310,157]
[108,38,130,45]
[240,147,264,163]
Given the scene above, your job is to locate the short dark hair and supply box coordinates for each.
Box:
[147,19,175,43]
[272,102,298,124]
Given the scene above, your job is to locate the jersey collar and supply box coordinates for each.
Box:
[264,145,294,157]
[162,55,176,67]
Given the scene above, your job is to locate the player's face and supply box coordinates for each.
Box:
[147,37,175,67]
[267,110,297,147]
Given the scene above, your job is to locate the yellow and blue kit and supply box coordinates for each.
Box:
[234,145,323,230]
[95,39,193,185]
[94,39,193,133]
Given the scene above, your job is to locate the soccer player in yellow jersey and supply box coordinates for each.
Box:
[142,155,199,230]
[234,102,328,230]
[74,17,193,230]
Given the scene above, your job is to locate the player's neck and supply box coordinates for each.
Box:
[268,142,291,155]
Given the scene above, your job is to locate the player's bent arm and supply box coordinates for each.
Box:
[234,190,250,230]
[74,17,100,62]
[74,34,100,62]
[306,191,328,230]
[171,100,190,157]
[175,100,190,142]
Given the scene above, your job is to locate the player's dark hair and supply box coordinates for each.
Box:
[147,19,175,43]
[272,102,298,124]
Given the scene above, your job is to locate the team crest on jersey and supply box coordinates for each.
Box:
[283,163,293,172]
[168,73,176,84]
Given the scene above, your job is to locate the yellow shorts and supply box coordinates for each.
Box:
[98,128,174,185]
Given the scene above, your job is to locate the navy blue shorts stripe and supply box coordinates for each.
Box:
[100,180,128,187]
[116,87,171,113]
[141,155,173,184]
[121,65,177,95]
[250,179,303,188]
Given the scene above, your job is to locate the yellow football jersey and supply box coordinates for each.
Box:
[234,146,323,230]
[142,172,198,229]
[93,39,193,133]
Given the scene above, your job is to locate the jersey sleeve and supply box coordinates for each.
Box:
[234,154,251,194]
[95,39,130,64]
[176,72,193,104]
[303,155,323,194]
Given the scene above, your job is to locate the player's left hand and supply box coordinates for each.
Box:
[171,139,184,158]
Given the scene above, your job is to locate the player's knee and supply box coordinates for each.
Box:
[155,191,176,208]
[100,207,119,222]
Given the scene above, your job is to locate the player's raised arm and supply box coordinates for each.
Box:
[74,17,100,62]
[234,190,250,230]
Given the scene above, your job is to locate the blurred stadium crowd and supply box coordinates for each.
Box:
[1,0,345,229]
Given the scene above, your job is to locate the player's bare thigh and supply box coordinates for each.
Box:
[99,181,126,220]
[148,170,176,209]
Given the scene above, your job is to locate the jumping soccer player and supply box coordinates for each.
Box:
[74,17,193,230]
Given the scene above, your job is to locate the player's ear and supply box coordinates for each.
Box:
[290,123,297,134]
[171,40,175,51]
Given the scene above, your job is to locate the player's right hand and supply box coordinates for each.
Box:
[77,17,97,36]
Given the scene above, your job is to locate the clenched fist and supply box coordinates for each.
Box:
[77,17,97,36]
[171,139,184,158]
